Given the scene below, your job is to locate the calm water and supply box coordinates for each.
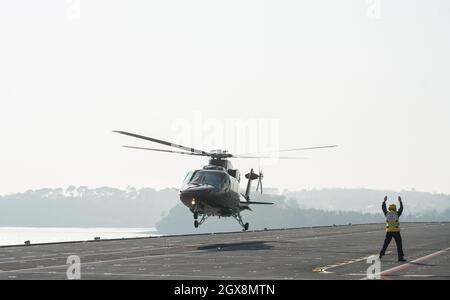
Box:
[0,227,158,246]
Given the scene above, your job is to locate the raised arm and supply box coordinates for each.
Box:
[398,196,404,217]
[382,196,388,216]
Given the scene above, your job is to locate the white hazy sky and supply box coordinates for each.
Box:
[0,0,449,195]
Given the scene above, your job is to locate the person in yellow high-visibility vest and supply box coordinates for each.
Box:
[379,196,406,262]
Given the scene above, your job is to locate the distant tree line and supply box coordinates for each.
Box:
[155,193,450,234]
[1,187,449,231]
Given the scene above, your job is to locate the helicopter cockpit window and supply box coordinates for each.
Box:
[189,171,229,190]
[181,171,195,189]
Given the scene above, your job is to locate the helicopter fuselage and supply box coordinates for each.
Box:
[179,161,244,217]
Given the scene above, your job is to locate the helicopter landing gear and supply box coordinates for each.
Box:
[233,213,249,231]
[194,214,208,228]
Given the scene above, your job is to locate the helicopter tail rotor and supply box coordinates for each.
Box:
[256,168,264,194]
[244,168,264,199]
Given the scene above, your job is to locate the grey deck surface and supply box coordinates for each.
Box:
[1,222,449,280]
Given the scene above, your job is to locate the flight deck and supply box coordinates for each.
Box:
[0,222,449,280]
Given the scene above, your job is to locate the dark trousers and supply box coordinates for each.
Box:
[380,232,404,258]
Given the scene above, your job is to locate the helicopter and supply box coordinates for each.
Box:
[114,130,337,231]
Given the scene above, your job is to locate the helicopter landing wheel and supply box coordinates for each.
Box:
[194,212,198,220]
[194,220,199,228]
[244,223,249,231]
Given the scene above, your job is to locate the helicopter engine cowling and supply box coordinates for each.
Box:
[227,169,241,182]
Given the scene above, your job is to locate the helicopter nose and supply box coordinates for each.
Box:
[180,185,216,202]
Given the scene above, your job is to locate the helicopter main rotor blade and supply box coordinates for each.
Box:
[235,145,337,156]
[114,131,211,156]
[231,155,308,159]
[122,146,208,156]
